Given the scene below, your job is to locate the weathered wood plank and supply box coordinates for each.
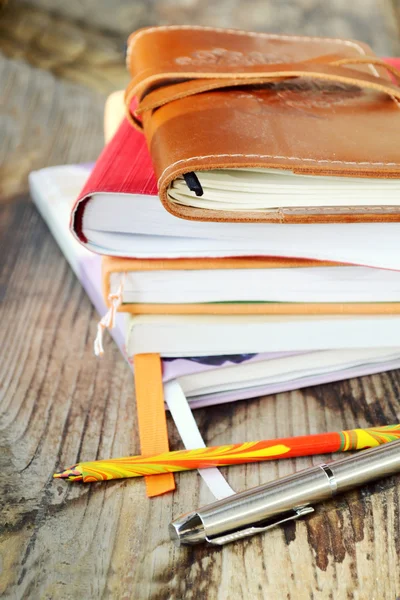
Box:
[0,3,129,94]
[0,54,107,200]
[14,0,399,55]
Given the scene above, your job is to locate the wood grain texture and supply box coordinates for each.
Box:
[0,3,129,95]
[15,0,399,55]
[1,2,400,599]
[0,56,106,199]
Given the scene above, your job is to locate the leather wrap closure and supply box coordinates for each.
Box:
[120,27,400,224]
[125,56,400,131]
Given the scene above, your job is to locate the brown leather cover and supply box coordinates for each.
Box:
[125,26,400,223]
[102,255,400,315]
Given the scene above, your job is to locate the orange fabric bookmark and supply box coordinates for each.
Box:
[133,353,175,497]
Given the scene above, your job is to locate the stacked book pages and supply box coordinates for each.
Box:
[30,26,400,499]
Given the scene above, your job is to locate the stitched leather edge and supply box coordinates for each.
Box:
[126,26,380,79]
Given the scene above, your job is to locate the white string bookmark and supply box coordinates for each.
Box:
[94,274,126,357]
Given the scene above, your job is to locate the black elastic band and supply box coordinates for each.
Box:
[183,172,204,197]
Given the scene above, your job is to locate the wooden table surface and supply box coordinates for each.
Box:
[1,2,400,598]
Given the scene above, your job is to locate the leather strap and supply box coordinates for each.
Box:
[125,56,400,131]
[133,353,175,497]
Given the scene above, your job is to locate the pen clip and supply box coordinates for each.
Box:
[206,505,315,546]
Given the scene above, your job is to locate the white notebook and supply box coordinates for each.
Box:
[126,313,400,357]
[83,188,400,269]
[179,348,400,405]
[112,265,400,304]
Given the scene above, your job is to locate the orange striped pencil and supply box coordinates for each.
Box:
[53,424,400,483]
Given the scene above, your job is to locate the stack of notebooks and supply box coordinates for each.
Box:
[29,26,400,499]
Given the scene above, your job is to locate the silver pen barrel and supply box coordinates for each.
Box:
[329,437,400,492]
[170,438,400,547]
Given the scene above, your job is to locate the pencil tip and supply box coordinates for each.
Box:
[53,467,83,482]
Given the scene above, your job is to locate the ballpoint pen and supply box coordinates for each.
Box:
[169,437,400,547]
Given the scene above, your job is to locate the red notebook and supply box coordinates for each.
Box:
[72,116,157,243]
[71,59,400,271]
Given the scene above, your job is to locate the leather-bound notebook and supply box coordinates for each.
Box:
[102,255,400,315]
[124,26,400,224]
[71,57,400,269]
